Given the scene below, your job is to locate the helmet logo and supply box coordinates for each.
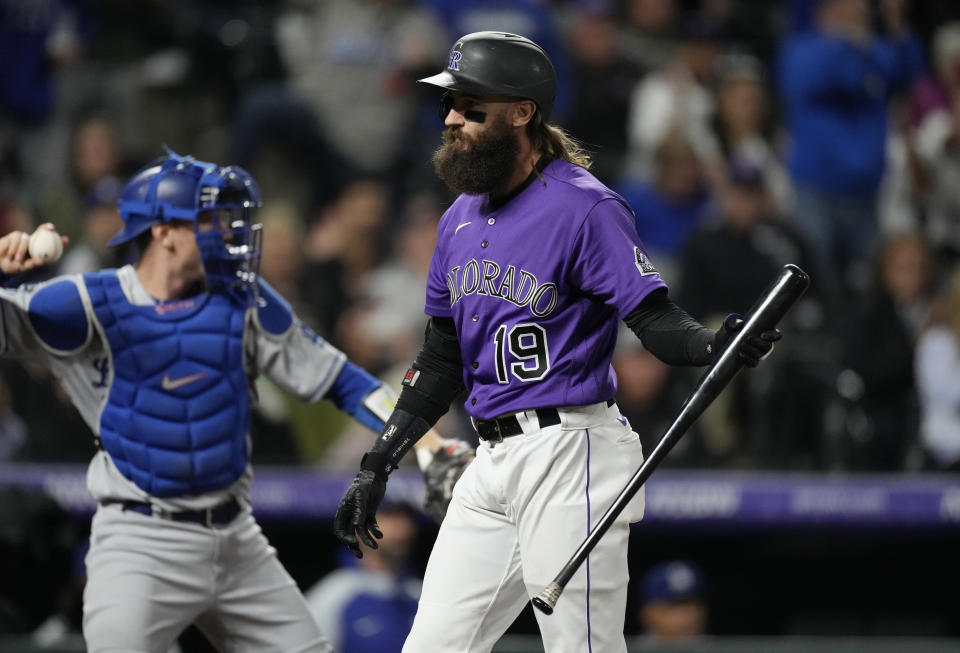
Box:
[200,186,220,205]
[448,49,462,71]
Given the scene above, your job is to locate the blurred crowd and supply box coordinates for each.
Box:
[2,0,960,475]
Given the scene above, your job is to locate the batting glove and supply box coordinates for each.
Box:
[712,313,782,368]
[334,469,386,558]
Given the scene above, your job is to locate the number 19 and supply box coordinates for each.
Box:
[494,323,551,384]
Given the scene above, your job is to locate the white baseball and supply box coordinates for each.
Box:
[28,228,64,263]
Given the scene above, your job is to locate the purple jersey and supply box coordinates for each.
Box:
[425,158,667,419]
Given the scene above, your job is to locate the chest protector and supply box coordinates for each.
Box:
[84,270,250,497]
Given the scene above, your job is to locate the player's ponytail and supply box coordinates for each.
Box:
[528,112,593,170]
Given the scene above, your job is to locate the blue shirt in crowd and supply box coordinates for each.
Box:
[778,31,924,195]
[616,181,709,260]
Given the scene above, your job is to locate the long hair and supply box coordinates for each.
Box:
[527,111,593,170]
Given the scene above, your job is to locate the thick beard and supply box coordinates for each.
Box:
[432,117,519,195]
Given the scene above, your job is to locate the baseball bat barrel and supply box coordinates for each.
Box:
[532,264,810,615]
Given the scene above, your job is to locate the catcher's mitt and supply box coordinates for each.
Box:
[423,439,475,523]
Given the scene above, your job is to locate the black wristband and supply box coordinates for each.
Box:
[360,450,393,480]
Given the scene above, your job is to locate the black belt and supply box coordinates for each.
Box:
[474,408,561,442]
[117,497,243,528]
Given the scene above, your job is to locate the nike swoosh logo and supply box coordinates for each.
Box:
[161,372,207,391]
[455,221,472,234]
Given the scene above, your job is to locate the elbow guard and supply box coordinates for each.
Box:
[394,317,465,424]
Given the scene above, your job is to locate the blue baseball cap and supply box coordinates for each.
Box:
[640,560,705,604]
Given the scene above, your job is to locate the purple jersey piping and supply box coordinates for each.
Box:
[585,428,593,652]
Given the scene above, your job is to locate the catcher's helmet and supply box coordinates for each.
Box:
[110,148,263,304]
[418,31,557,119]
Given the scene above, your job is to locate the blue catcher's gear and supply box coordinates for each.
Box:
[84,269,250,497]
[110,148,263,305]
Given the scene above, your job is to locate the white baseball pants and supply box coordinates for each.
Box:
[403,400,645,653]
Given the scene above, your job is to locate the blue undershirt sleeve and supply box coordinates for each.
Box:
[324,360,387,433]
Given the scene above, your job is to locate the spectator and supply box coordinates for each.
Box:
[563,8,643,184]
[677,158,816,321]
[915,264,960,471]
[612,331,695,465]
[321,191,474,469]
[910,21,960,164]
[0,196,34,239]
[778,0,924,294]
[301,178,391,344]
[305,502,422,653]
[676,159,820,465]
[36,114,128,248]
[0,0,91,188]
[58,177,128,275]
[618,0,679,74]
[624,14,722,182]
[911,22,960,267]
[351,191,443,368]
[877,95,925,239]
[232,0,446,214]
[248,201,312,464]
[636,559,708,643]
[616,129,710,279]
[709,53,792,213]
[258,200,309,317]
[270,0,446,176]
[695,0,786,64]
[841,232,931,470]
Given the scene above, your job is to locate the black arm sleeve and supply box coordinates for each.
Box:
[360,317,466,478]
[624,289,715,366]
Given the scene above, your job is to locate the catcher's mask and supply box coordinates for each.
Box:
[112,148,263,306]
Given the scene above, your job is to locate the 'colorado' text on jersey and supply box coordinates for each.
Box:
[425,158,667,419]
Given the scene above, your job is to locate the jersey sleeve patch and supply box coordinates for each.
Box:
[634,247,658,275]
[27,279,90,353]
[255,279,294,336]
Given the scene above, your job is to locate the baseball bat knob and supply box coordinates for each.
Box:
[532,582,562,615]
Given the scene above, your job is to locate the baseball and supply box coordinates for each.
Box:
[28,228,64,263]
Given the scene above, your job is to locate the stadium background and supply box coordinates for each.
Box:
[1,0,960,651]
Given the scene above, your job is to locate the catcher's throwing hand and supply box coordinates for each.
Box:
[712,313,782,368]
[0,224,68,275]
[423,439,475,523]
[334,469,386,558]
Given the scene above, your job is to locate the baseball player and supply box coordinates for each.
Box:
[0,150,455,652]
[333,32,780,653]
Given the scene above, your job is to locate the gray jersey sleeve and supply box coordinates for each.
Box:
[249,309,347,403]
[0,275,113,434]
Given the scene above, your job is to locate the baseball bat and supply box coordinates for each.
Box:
[532,263,810,615]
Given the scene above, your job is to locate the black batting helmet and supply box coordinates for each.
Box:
[418,31,557,119]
